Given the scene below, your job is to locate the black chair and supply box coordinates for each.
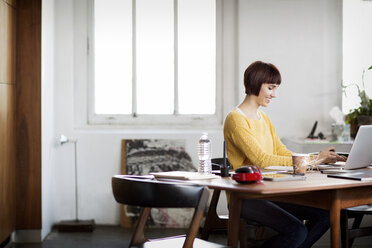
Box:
[202,158,266,248]
[112,175,229,248]
[341,204,372,248]
[211,157,231,171]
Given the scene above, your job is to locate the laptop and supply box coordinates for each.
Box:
[320,125,372,172]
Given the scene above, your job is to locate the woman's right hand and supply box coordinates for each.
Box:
[317,147,347,164]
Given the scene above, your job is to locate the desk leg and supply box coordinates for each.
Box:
[201,189,227,240]
[330,190,341,248]
[227,192,242,248]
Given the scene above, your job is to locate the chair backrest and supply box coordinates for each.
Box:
[112,175,210,248]
[211,140,231,171]
[112,175,209,208]
[211,158,231,171]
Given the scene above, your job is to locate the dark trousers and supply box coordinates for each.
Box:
[240,199,330,248]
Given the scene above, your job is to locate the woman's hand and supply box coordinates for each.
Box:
[317,147,347,164]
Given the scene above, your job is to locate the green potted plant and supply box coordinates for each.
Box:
[344,65,372,138]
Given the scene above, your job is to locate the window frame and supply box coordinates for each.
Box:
[73,0,237,129]
[86,0,223,127]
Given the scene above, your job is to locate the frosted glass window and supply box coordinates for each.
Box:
[92,0,216,119]
[136,0,174,114]
[178,0,216,114]
[94,0,132,114]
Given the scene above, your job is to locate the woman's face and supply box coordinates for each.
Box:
[257,83,278,107]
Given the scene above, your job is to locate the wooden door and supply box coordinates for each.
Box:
[0,84,16,242]
[0,0,16,242]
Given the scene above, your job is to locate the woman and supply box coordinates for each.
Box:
[224,61,346,248]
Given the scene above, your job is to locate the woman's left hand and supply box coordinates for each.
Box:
[317,147,347,164]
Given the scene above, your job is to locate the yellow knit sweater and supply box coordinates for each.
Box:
[223,108,293,169]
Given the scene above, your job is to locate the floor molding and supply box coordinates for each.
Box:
[12,230,42,243]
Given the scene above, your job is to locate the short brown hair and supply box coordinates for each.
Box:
[243,61,281,96]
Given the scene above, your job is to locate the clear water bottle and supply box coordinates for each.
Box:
[198,133,212,174]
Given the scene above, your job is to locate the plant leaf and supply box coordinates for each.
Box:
[368,65,372,70]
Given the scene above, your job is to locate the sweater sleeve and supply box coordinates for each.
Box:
[230,126,292,168]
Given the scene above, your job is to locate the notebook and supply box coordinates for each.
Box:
[319,125,372,171]
[150,171,220,180]
[327,170,372,181]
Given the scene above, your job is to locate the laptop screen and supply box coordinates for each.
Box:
[345,125,372,170]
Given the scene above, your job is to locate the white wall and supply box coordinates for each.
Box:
[343,0,372,113]
[238,0,342,138]
[42,0,345,237]
[41,0,56,241]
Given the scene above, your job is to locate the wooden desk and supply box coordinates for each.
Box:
[192,171,372,248]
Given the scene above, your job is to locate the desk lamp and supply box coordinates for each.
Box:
[57,134,95,232]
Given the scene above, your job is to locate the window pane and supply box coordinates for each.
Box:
[94,0,132,114]
[136,0,174,114]
[178,0,216,114]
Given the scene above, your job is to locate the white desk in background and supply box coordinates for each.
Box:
[282,137,353,154]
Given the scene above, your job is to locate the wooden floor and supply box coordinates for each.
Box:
[4,225,372,248]
[6,226,226,248]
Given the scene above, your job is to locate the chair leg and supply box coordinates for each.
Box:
[238,220,248,248]
[341,210,349,248]
[239,221,266,248]
[349,214,364,248]
[129,207,151,247]
[184,187,210,248]
[201,189,227,240]
[255,226,265,240]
